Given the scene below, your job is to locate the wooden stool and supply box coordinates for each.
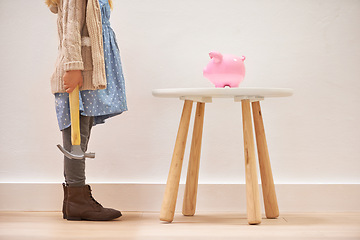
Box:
[152,88,293,225]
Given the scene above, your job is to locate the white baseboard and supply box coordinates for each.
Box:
[0,183,359,212]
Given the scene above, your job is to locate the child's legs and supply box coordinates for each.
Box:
[62,115,94,186]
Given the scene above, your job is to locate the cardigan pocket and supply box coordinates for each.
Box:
[81,46,93,71]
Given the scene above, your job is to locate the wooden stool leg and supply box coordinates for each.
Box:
[241,99,262,225]
[160,100,193,222]
[252,101,279,219]
[183,102,205,216]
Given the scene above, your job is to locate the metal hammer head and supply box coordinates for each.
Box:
[57,144,95,160]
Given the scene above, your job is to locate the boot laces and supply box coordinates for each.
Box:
[88,190,103,207]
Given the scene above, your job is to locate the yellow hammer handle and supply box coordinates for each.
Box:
[69,85,81,146]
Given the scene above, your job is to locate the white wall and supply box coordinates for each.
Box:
[0,0,359,184]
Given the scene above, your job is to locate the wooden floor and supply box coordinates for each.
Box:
[1,212,359,240]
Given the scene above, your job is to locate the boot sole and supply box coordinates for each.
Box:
[66,213,122,221]
[66,216,83,221]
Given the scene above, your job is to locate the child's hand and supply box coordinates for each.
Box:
[63,70,83,93]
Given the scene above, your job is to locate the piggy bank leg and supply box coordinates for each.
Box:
[229,82,240,88]
[215,84,226,88]
[215,83,230,88]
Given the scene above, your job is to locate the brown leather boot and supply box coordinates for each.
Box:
[62,183,68,219]
[66,185,122,221]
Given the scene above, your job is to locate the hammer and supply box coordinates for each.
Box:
[57,86,95,160]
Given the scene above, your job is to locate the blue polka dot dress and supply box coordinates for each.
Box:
[55,0,128,130]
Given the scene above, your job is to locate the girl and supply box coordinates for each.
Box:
[46,0,127,221]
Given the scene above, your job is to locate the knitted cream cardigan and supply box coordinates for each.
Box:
[49,0,106,93]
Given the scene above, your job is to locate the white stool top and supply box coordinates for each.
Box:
[152,87,293,102]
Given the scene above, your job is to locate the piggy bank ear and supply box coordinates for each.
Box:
[209,52,223,63]
[241,56,246,61]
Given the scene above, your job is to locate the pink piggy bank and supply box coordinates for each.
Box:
[203,52,246,88]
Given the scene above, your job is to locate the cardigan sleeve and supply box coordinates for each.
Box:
[61,0,86,71]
